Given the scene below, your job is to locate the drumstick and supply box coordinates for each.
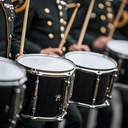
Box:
[66,3,77,9]
[108,0,127,38]
[77,0,95,46]
[58,3,80,50]
[20,0,30,55]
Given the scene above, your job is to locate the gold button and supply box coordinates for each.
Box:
[98,3,104,9]
[59,11,63,16]
[106,1,111,6]
[107,13,113,19]
[107,7,112,12]
[108,23,113,29]
[63,20,67,25]
[48,33,54,39]
[62,47,66,52]
[100,15,106,21]
[58,5,62,10]
[100,27,106,33]
[47,21,53,26]
[61,33,64,38]
[44,8,50,13]
[60,18,64,23]
[60,26,65,31]
[56,0,60,4]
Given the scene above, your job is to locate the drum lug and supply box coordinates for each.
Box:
[92,75,100,105]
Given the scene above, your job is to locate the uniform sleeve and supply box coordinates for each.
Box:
[13,1,42,54]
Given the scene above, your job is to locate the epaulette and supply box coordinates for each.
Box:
[117,10,128,28]
[12,0,27,13]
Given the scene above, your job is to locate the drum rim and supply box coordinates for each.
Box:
[0,57,27,83]
[65,51,117,71]
[17,54,76,73]
[106,40,128,59]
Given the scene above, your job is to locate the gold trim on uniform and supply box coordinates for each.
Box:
[60,18,64,23]
[60,26,64,31]
[47,21,53,26]
[100,27,106,33]
[44,8,50,13]
[100,15,106,21]
[107,13,113,19]
[48,33,54,39]
[59,11,63,16]
[107,7,112,12]
[108,23,113,29]
[58,5,62,10]
[105,1,111,6]
[98,3,104,9]
[61,33,64,38]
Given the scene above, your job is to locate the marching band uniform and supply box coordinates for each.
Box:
[0,0,14,58]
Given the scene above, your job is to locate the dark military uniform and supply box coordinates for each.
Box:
[68,0,127,50]
[0,0,14,58]
[0,0,20,58]
[13,0,76,54]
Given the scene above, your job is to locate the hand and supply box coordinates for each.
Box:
[93,36,112,49]
[68,44,90,52]
[40,47,63,56]
[15,53,24,59]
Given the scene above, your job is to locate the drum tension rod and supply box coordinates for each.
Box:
[32,76,39,116]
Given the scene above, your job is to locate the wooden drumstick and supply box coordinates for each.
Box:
[66,3,77,9]
[58,3,80,50]
[108,0,127,38]
[77,0,95,46]
[20,0,30,55]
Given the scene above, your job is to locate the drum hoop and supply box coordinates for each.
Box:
[106,48,128,60]
[65,51,117,71]
[76,66,118,75]
[0,57,27,82]
[27,68,75,77]
[0,77,27,86]
[17,54,76,75]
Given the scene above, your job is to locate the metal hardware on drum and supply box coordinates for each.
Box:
[0,57,27,128]
[32,76,39,116]
[17,54,76,121]
[92,74,100,105]
[65,51,118,109]
[106,72,117,99]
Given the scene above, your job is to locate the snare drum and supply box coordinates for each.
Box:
[0,57,27,128]
[17,54,75,121]
[65,51,117,108]
[106,40,128,83]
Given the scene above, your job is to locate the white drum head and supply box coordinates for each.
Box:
[17,54,75,73]
[0,57,26,82]
[65,51,117,71]
[107,40,128,59]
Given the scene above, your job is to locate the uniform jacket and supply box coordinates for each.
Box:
[67,0,128,49]
[0,0,14,57]
[13,0,76,54]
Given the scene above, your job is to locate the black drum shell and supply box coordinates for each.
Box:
[71,69,114,105]
[21,72,69,117]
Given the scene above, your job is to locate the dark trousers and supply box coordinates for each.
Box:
[65,103,83,128]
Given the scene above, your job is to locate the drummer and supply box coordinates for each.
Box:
[112,1,128,128]
[0,0,21,59]
[67,0,127,128]
[13,0,90,128]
